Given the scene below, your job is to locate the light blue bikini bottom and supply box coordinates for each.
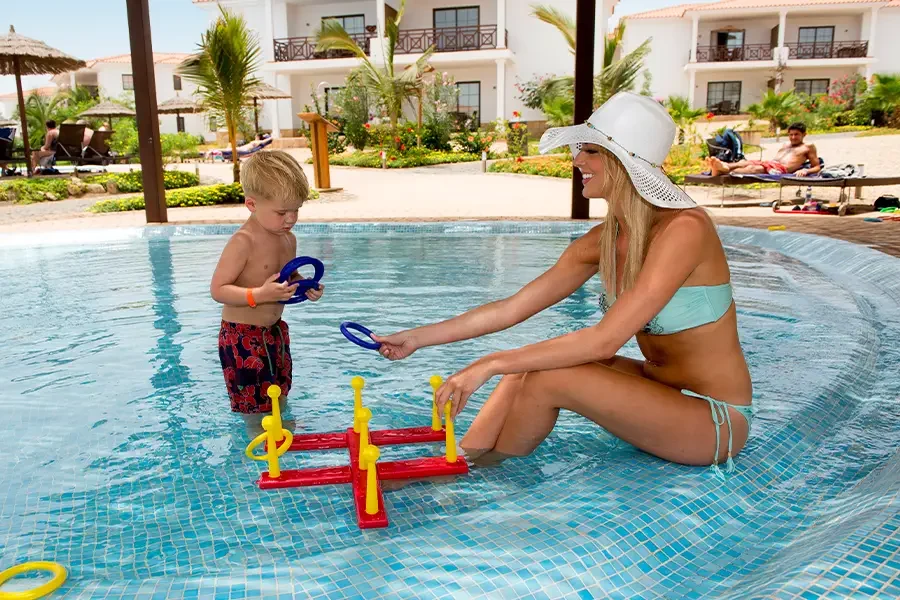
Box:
[682,389,756,479]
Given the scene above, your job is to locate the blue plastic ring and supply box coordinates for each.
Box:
[340,322,382,350]
[277,257,324,305]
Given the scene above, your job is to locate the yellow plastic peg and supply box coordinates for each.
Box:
[357,407,372,468]
[362,445,381,515]
[351,376,365,433]
[266,385,285,443]
[429,375,443,431]
[444,401,458,463]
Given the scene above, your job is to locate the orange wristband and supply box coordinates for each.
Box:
[246,288,257,308]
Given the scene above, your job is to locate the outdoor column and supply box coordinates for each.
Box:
[126,0,166,224]
[689,70,696,107]
[69,72,76,90]
[690,15,698,62]
[264,0,275,62]
[495,59,506,121]
[376,0,386,42]
[269,73,281,138]
[572,0,596,220]
[497,0,506,49]
[778,10,787,48]
[868,7,878,58]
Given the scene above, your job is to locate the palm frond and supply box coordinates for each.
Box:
[596,37,651,103]
[316,19,368,59]
[530,4,576,54]
[604,22,626,68]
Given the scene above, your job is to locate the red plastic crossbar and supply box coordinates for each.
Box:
[257,424,469,529]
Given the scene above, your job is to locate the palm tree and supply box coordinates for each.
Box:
[747,90,802,134]
[13,92,65,150]
[530,5,652,106]
[867,74,900,116]
[665,95,705,144]
[316,0,433,145]
[178,6,261,182]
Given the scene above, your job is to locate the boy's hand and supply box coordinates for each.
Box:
[254,273,299,304]
[305,283,324,302]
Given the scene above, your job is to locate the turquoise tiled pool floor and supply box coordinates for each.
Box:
[0,223,897,599]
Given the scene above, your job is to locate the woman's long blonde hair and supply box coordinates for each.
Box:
[596,147,656,300]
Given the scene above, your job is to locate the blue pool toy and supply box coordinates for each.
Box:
[341,322,381,350]
[278,257,324,304]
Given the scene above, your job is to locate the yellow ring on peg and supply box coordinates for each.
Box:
[0,561,67,600]
[768,225,786,231]
[244,430,293,461]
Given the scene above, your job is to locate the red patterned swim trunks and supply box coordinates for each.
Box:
[218,320,292,414]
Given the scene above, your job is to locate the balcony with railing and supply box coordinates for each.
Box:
[395,25,502,54]
[785,40,868,60]
[694,44,774,63]
[273,32,375,62]
[273,25,504,62]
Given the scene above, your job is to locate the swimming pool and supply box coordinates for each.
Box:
[0,222,898,599]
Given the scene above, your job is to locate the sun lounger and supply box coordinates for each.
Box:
[81,130,125,165]
[206,136,273,161]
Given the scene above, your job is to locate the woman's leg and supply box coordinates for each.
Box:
[491,362,750,467]
[460,356,646,461]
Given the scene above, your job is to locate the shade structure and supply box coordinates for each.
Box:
[248,82,290,136]
[0,25,85,176]
[79,99,136,131]
[157,95,203,132]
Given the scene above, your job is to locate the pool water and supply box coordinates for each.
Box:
[0,223,898,599]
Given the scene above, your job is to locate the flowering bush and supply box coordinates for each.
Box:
[422,72,459,151]
[333,73,370,151]
[506,111,529,157]
[515,74,555,110]
[452,129,494,155]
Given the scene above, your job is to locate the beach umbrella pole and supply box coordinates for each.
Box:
[254,98,259,137]
[13,57,32,177]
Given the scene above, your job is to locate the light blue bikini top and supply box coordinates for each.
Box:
[598,283,733,335]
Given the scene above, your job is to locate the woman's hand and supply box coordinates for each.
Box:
[435,359,497,419]
[371,331,419,360]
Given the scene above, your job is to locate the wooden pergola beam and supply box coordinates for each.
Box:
[571,0,596,220]
[126,0,167,224]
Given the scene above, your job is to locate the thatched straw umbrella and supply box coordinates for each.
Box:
[248,82,290,136]
[0,25,85,176]
[79,100,136,131]
[157,95,202,130]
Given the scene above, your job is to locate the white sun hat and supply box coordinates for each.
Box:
[538,91,696,209]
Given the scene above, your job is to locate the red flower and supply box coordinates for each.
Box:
[515,156,524,163]
[705,112,715,121]
[400,144,406,151]
[364,123,371,129]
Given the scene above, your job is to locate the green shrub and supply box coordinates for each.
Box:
[1,178,70,204]
[84,170,200,193]
[90,183,320,213]
[324,148,480,168]
[488,156,572,178]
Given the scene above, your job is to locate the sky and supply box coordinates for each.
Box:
[1,0,717,96]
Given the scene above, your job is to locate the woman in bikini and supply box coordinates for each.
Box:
[373,92,755,477]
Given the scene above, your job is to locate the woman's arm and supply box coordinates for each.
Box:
[435,214,710,416]
[374,225,603,359]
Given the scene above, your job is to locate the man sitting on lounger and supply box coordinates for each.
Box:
[708,122,820,177]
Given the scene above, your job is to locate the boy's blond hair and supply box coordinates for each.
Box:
[241,149,310,205]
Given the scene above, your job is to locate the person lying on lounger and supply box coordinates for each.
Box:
[708,122,820,177]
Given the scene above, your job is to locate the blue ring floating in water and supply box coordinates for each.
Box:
[277,257,324,304]
[340,322,381,350]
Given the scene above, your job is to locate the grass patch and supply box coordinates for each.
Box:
[322,149,481,169]
[90,183,320,213]
[855,128,900,138]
